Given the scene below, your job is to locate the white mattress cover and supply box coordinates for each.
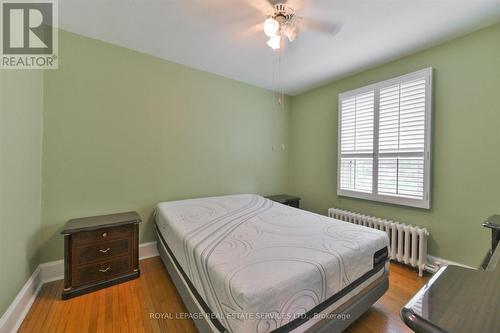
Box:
[155,194,389,333]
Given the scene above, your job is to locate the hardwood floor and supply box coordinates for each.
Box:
[19,257,428,333]
[344,264,428,333]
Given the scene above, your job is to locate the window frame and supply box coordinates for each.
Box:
[337,68,433,209]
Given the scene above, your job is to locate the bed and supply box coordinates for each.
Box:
[155,194,389,333]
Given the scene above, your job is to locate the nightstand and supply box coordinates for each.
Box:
[266,194,301,208]
[61,211,141,299]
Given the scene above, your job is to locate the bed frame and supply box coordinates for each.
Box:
[155,224,389,333]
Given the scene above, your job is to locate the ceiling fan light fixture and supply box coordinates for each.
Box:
[264,18,280,37]
[266,35,281,50]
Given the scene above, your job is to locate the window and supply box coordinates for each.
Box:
[337,68,432,209]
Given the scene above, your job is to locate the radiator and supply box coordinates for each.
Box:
[328,208,430,276]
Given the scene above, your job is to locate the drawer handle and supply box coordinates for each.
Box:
[99,267,110,273]
[102,232,107,238]
[99,248,110,253]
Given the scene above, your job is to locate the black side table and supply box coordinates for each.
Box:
[265,194,301,208]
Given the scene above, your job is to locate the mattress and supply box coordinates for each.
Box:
[155,194,389,333]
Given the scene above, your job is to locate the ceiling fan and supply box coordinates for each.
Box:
[261,0,340,50]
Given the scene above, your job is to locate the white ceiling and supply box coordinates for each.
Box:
[59,0,500,95]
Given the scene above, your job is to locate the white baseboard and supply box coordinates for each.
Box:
[0,267,43,333]
[138,241,160,260]
[427,254,474,270]
[38,260,64,284]
[0,241,159,333]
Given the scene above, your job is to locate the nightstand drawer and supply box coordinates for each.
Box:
[73,225,133,246]
[73,256,131,287]
[74,238,131,266]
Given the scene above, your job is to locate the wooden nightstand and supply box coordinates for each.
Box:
[266,194,301,208]
[61,211,141,299]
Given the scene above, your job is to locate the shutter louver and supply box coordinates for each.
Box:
[339,91,374,193]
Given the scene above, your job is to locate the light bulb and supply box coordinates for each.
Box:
[263,18,279,37]
[267,35,281,50]
[284,24,298,42]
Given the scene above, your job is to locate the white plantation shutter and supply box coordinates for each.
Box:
[338,68,432,208]
[378,78,426,199]
[339,90,374,193]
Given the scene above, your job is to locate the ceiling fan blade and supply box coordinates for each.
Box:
[299,17,341,36]
[243,0,275,15]
[233,22,263,40]
[285,0,304,11]
[181,0,262,24]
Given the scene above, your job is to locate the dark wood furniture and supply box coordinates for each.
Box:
[61,211,141,299]
[265,194,301,208]
[481,214,500,269]
[401,218,500,333]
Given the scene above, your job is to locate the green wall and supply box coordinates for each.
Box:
[40,31,290,262]
[0,71,43,315]
[289,23,500,267]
